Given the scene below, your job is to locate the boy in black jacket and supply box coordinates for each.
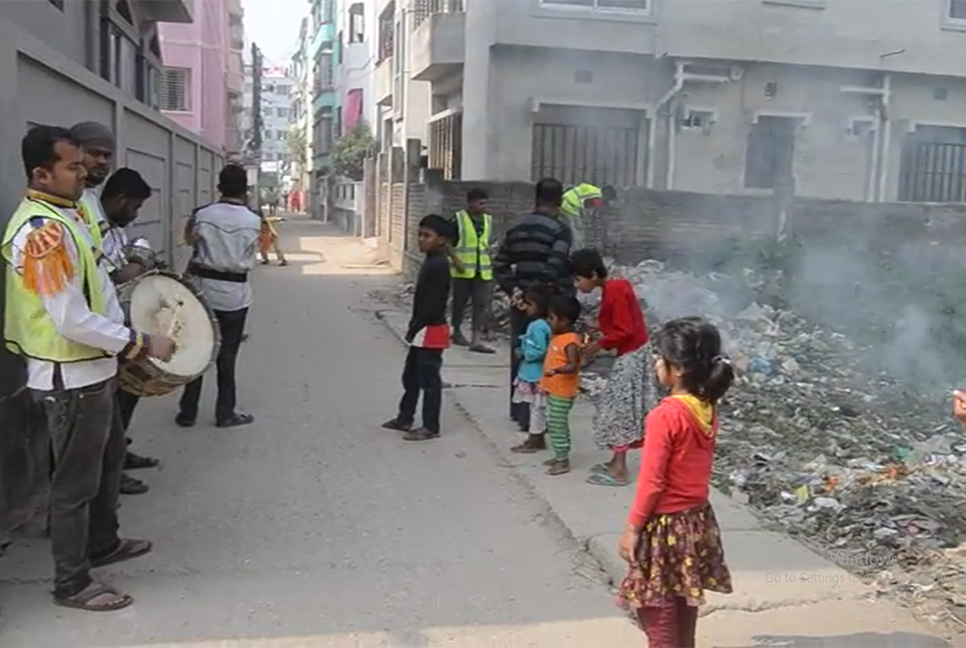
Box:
[383,214,453,441]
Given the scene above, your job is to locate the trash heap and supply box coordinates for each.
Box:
[601,259,966,623]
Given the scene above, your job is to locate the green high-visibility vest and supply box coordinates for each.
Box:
[78,192,107,252]
[2,196,110,362]
[451,210,492,280]
[560,183,602,219]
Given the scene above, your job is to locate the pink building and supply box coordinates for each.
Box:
[159,0,245,156]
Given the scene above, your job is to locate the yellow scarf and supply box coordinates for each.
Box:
[671,394,715,435]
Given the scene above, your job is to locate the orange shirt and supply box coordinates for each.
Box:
[539,332,581,398]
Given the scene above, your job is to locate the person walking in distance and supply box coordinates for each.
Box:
[492,178,574,435]
[2,126,175,611]
[99,168,159,496]
[177,165,260,428]
[449,188,495,354]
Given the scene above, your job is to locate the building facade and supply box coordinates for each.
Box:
[402,0,966,203]
[158,0,244,157]
[307,0,338,218]
[290,17,314,214]
[336,0,375,137]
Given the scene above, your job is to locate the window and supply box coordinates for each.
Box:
[320,53,334,89]
[278,131,286,140]
[540,0,648,11]
[349,3,365,43]
[950,0,966,19]
[322,0,335,23]
[277,107,288,118]
[159,67,191,111]
[378,4,395,62]
[47,0,65,10]
[744,116,797,189]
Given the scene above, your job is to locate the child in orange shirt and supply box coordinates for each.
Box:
[539,295,582,476]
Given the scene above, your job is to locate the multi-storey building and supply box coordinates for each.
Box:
[158,0,245,157]
[290,18,314,213]
[308,0,338,218]
[373,0,431,152]
[335,0,374,137]
[404,0,966,203]
[243,61,296,177]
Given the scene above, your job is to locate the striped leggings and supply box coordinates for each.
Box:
[546,395,575,460]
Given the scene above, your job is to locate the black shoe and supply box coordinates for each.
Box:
[175,413,196,428]
[120,473,149,495]
[216,412,254,428]
[381,418,412,431]
[124,451,159,470]
[403,428,440,441]
[452,331,470,346]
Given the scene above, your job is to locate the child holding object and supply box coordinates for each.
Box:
[539,295,582,475]
[510,285,553,454]
[616,317,734,648]
[571,249,656,487]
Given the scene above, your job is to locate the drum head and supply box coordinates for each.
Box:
[127,273,216,377]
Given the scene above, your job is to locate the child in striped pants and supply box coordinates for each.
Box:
[539,295,583,476]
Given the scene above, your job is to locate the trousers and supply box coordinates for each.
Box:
[451,277,491,338]
[509,307,530,428]
[116,387,140,432]
[180,307,248,423]
[546,395,575,459]
[397,346,443,433]
[36,378,125,598]
[636,599,699,648]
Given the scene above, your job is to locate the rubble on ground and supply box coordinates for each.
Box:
[378,260,966,626]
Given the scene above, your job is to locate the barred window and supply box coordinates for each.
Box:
[159,67,191,112]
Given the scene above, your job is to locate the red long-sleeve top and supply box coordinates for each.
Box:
[627,396,718,527]
[597,279,649,357]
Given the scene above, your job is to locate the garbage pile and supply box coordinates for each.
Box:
[603,260,966,623]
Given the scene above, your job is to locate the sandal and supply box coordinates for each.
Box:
[586,472,630,487]
[90,538,152,568]
[589,463,610,474]
[124,452,159,470]
[54,581,133,612]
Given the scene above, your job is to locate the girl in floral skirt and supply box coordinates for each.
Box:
[616,317,735,648]
[572,249,657,487]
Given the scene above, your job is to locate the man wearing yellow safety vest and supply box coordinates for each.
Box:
[448,187,495,354]
[559,183,616,249]
[70,121,156,496]
[2,126,175,611]
[70,121,115,256]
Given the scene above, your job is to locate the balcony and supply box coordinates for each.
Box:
[374,58,393,106]
[136,0,193,24]
[410,10,465,82]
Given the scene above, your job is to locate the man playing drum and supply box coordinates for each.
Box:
[2,126,175,611]
[177,164,259,428]
[99,168,159,495]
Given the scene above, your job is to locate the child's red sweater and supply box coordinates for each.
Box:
[597,278,648,357]
[627,396,718,527]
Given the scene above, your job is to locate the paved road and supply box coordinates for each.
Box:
[0,221,640,647]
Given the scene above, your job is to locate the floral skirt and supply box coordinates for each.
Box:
[616,503,732,609]
[592,343,659,450]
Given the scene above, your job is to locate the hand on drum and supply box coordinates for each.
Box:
[146,334,177,362]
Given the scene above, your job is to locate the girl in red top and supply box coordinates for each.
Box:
[572,249,657,487]
[616,317,735,648]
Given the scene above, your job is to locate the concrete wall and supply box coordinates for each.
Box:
[0,15,223,539]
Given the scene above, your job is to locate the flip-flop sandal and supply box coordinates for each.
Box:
[586,472,630,487]
[90,538,152,568]
[55,581,133,612]
[589,463,610,474]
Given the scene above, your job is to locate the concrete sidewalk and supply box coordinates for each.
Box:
[371,304,960,646]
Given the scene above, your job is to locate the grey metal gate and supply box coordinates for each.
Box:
[531,123,639,187]
[899,142,966,203]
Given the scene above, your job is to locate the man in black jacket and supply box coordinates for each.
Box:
[492,178,573,439]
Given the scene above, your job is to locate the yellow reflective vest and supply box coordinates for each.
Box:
[451,210,492,280]
[78,192,108,252]
[2,196,109,362]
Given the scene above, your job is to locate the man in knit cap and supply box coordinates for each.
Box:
[69,121,158,496]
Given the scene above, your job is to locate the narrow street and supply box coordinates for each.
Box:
[0,219,640,647]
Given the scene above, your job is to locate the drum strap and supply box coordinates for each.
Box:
[187,263,248,283]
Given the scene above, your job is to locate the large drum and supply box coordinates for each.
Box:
[117,270,220,397]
